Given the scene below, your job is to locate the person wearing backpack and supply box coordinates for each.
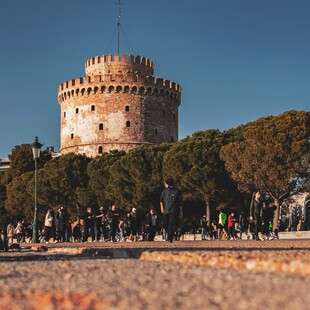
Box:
[160,178,181,243]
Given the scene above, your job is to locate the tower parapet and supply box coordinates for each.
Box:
[85,54,154,77]
[58,54,181,157]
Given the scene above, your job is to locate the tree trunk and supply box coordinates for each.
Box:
[205,199,210,225]
[273,198,280,231]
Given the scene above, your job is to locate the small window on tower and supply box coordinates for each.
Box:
[173,113,176,119]
[71,133,74,139]
[76,108,79,114]
[155,128,158,135]
[91,105,95,111]
[163,110,166,116]
[126,121,131,128]
[98,146,103,154]
[170,136,174,142]
[125,105,130,112]
[99,123,104,130]
[64,111,66,118]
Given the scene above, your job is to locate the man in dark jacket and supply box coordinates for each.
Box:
[83,207,95,242]
[146,209,158,241]
[107,204,119,242]
[160,178,181,243]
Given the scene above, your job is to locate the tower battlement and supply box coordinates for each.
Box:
[85,54,154,77]
[58,75,181,103]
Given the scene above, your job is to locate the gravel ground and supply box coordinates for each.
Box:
[0,239,309,310]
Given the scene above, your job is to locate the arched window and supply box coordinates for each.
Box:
[71,133,74,139]
[125,105,130,112]
[108,85,114,93]
[91,105,95,111]
[126,121,131,128]
[99,123,104,130]
[116,85,122,93]
[98,146,103,154]
[131,86,137,93]
[124,85,130,93]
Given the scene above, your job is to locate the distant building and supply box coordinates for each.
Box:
[57,53,182,157]
[0,158,10,172]
[0,147,59,172]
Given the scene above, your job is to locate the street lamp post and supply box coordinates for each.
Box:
[32,136,42,243]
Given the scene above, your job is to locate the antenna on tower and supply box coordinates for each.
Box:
[117,0,122,55]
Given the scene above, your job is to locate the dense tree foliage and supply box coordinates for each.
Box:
[87,150,125,210]
[6,144,51,182]
[220,110,310,226]
[1,144,52,227]
[0,110,308,231]
[5,172,34,221]
[39,153,91,221]
[106,144,171,214]
[163,130,240,222]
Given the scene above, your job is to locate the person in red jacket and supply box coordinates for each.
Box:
[227,212,237,240]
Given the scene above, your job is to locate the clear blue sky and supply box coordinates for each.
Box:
[0,0,309,158]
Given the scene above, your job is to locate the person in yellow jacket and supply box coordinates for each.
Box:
[217,211,228,240]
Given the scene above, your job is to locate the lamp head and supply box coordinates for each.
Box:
[32,136,43,159]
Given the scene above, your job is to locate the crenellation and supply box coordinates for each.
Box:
[135,55,141,64]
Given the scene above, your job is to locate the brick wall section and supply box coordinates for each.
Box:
[58,54,181,157]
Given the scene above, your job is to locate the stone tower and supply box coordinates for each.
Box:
[58,54,181,157]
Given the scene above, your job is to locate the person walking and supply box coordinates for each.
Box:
[238,213,248,240]
[107,204,119,242]
[15,220,24,243]
[146,209,158,241]
[200,215,208,240]
[227,212,237,240]
[250,191,264,241]
[54,206,66,243]
[83,207,95,242]
[95,207,105,241]
[160,178,181,243]
[217,211,228,240]
[128,207,140,242]
[44,208,54,243]
[7,223,15,245]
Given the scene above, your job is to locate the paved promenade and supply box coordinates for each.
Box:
[0,239,309,310]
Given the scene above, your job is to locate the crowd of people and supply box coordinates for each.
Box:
[37,203,161,244]
[2,185,283,246]
[199,191,278,241]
